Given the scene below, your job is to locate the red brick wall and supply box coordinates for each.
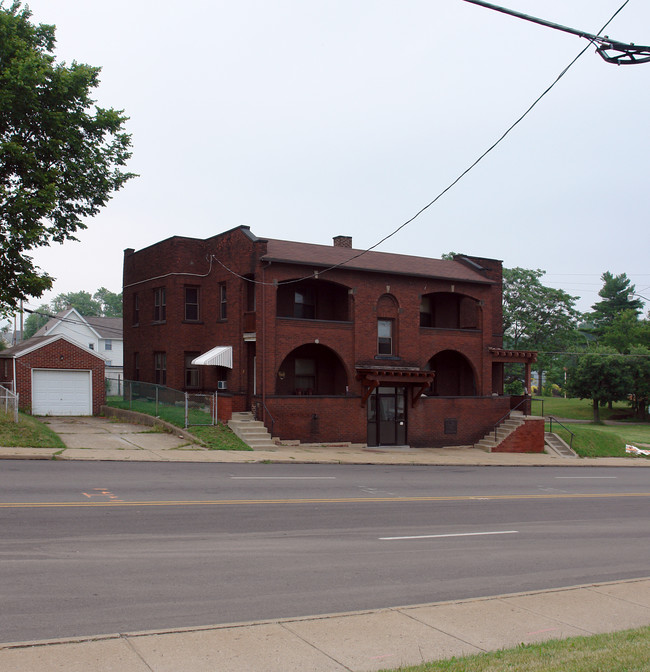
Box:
[263,394,513,447]
[123,226,512,445]
[493,417,545,453]
[13,340,105,415]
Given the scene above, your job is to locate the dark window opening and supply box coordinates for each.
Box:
[185,352,200,388]
[185,287,200,321]
[133,293,140,325]
[220,283,227,320]
[294,287,315,319]
[295,358,316,393]
[154,352,167,386]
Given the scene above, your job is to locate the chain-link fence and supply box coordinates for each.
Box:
[112,380,217,428]
[105,374,124,397]
[0,384,19,423]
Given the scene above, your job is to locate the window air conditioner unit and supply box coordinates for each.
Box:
[217,381,228,390]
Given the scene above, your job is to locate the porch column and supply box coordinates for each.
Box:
[524,362,532,395]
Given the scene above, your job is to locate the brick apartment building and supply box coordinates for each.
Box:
[122,225,536,447]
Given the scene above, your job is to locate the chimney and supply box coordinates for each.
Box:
[333,235,352,248]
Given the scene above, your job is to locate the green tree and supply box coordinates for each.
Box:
[502,267,581,392]
[0,2,135,316]
[22,304,50,338]
[566,348,632,423]
[600,309,650,353]
[51,290,101,316]
[93,287,122,317]
[626,346,650,421]
[590,272,643,334]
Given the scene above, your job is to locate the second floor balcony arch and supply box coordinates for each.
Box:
[420,291,482,330]
[276,278,351,322]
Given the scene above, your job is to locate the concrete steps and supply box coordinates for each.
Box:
[228,411,277,450]
[544,431,578,458]
[474,412,524,452]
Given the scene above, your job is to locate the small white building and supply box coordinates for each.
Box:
[34,308,124,395]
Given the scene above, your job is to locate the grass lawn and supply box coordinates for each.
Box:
[106,397,251,450]
[382,625,650,672]
[531,397,635,422]
[532,397,650,459]
[0,410,66,448]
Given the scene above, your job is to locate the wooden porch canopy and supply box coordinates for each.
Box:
[355,367,435,407]
[488,347,537,363]
[489,347,538,394]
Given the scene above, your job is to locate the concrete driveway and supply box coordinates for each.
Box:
[40,416,201,461]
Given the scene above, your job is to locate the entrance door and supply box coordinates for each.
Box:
[367,386,407,446]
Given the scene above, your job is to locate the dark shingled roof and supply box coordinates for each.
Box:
[262,238,493,284]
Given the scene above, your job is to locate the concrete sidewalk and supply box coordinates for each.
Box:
[1,415,650,467]
[2,578,650,672]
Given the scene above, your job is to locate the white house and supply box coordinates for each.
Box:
[33,308,124,395]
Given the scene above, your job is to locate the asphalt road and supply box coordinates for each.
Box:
[1,461,649,643]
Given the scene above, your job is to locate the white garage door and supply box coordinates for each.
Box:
[32,369,93,416]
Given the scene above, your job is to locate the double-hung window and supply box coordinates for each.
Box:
[154,352,167,385]
[153,287,166,322]
[295,358,316,393]
[219,283,227,320]
[294,287,315,319]
[185,353,200,388]
[185,286,200,321]
[377,319,393,355]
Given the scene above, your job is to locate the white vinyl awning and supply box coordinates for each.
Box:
[191,346,233,368]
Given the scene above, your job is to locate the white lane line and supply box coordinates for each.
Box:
[380,530,519,541]
[555,477,617,479]
[229,477,337,480]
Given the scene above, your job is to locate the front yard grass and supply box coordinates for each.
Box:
[382,625,650,672]
[548,423,650,459]
[0,410,66,448]
[106,397,251,450]
[532,396,635,422]
[533,396,649,458]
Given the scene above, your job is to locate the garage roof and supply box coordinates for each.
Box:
[0,334,108,361]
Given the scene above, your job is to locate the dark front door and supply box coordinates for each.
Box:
[367,386,407,446]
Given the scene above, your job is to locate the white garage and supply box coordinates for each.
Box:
[32,369,93,416]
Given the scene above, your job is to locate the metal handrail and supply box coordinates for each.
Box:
[492,396,530,441]
[254,400,276,438]
[547,415,575,450]
[531,396,544,418]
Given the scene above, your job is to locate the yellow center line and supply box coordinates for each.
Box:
[1,492,650,508]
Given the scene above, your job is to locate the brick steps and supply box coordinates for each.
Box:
[474,412,525,452]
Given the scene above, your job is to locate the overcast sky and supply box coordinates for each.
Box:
[15,0,650,318]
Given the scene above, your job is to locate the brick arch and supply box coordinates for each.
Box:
[376,293,399,318]
[275,343,349,395]
[425,349,478,396]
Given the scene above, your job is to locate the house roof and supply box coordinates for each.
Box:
[84,316,123,339]
[33,309,123,340]
[0,333,108,361]
[261,238,494,284]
